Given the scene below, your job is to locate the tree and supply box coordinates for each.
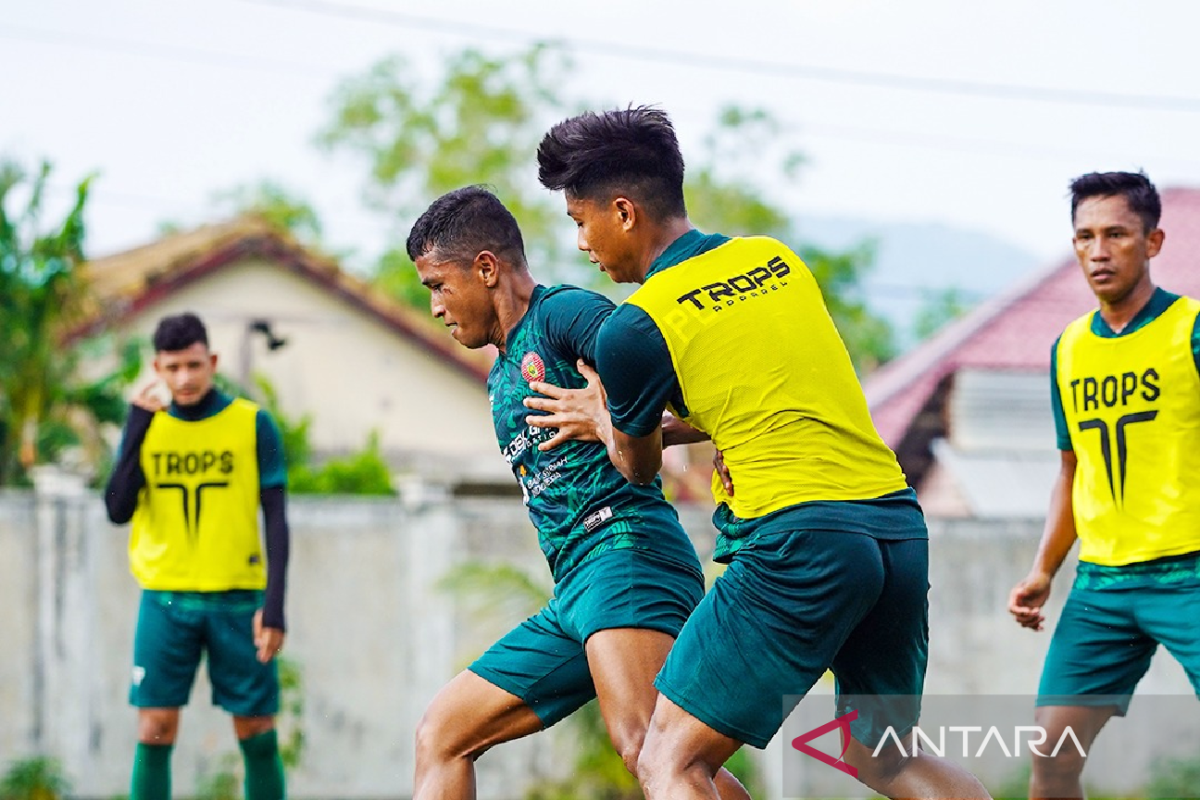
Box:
[913,286,972,342]
[320,46,894,368]
[0,159,139,485]
[212,179,324,244]
[686,106,895,370]
[319,44,586,304]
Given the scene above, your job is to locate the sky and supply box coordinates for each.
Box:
[3,0,1199,285]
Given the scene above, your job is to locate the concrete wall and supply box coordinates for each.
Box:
[1,475,1192,798]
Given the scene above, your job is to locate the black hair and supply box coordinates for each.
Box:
[405,185,526,266]
[1069,171,1161,233]
[537,106,687,221]
[152,312,209,352]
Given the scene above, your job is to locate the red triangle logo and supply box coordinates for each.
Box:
[790,709,859,778]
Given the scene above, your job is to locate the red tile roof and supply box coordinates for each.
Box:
[865,187,1200,449]
[72,216,494,383]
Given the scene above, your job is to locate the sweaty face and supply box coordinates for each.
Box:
[1072,195,1163,306]
[565,193,637,283]
[154,343,216,407]
[413,251,497,349]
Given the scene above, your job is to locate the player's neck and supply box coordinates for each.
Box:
[636,217,696,283]
[1098,279,1156,334]
[493,270,538,353]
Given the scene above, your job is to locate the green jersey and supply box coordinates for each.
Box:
[489,285,699,582]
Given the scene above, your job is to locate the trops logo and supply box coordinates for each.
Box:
[521,352,545,383]
[674,254,792,312]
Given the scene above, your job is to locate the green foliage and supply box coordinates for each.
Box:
[320,44,588,299]
[277,656,307,771]
[212,179,324,244]
[913,286,973,342]
[0,757,69,800]
[288,431,394,495]
[321,46,894,365]
[0,158,141,485]
[1145,752,1200,797]
[253,375,393,496]
[686,108,894,371]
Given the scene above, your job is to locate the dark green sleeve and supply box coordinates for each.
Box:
[256,410,288,488]
[595,304,686,437]
[1192,308,1200,378]
[542,287,615,365]
[1050,336,1072,451]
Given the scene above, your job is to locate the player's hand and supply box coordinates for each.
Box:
[131,381,167,413]
[1008,572,1052,631]
[524,360,611,451]
[713,449,734,497]
[253,609,286,663]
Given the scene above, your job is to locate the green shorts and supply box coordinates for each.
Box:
[130,590,279,717]
[469,548,704,727]
[1037,580,1200,713]
[655,527,930,749]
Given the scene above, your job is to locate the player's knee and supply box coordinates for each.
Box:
[846,738,909,788]
[414,708,481,764]
[137,711,179,745]
[1031,745,1086,784]
[635,730,690,793]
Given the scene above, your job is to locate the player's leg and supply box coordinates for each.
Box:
[414,670,546,799]
[130,591,204,800]
[1135,575,1200,696]
[1029,585,1153,798]
[206,590,286,800]
[639,527,881,799]
[638,693,747,800]
[415,603,595,800]
[586,628,751,800]
[832,537,991,798]
[573,551,749,798]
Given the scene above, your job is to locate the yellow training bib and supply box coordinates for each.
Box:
[626,236,907,519]
[1056,296,1200,565]
[129,398,265,590]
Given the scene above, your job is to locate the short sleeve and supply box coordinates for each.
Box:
[1050,336,1072,451]
[256,410,288,488]
[542,287,615,365]
[595,304,683,437]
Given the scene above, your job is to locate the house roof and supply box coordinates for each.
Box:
[864,187,1200,451]
[74,216,494,383]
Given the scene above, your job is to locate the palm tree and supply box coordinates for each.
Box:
[0,159,139,485]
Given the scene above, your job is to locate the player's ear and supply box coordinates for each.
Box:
[475,250,501,288]
[1146,227,1165,258]
[613,197,636,232]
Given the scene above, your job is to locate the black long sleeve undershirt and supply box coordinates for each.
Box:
[105,406,155,524]
[260,485,290,631]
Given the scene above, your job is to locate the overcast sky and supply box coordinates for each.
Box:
[3,0,1197,272]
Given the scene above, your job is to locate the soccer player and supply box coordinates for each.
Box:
[532,107,991,800]
[405,186,749,800]
[1008,171,1200,799]
[105,312,290,800]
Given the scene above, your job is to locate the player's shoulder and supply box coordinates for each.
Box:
[539,283,615,313]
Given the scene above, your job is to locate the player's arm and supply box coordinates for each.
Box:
[594,307,680,485]
[661,412,709,445]
[255,410,290,663]
[522,288,616,446]
[1009,341,1077,631]
[104,382,164,524]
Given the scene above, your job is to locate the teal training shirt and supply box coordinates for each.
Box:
[490,285,699,582]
